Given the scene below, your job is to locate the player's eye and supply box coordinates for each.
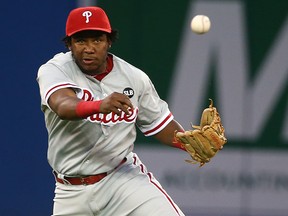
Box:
[94,38,102,43]
[75,39,85,44]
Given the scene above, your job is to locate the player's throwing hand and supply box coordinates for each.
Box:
[100,92,134,115]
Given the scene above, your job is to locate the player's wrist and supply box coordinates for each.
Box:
[172,132,187,151]
[172,141,186,151]
[75,100,103,118]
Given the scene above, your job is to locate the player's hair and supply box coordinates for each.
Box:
[62,29,119,48]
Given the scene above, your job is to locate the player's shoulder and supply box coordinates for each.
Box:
[39,51,73,70]
[38,51,75,78]
[112,54,147,77]
[47,51,73,65]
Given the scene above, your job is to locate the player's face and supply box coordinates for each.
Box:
[69,31,111,75]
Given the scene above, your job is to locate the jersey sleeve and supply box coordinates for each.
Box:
[136,73,174,136]
[37,62,80,109]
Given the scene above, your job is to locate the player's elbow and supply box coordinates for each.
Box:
[53,104,78,121]
[56,110,71,120]
[56,108,79,120]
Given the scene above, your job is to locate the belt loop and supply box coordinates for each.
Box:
[53,170,71,185]
[52,170,58,182]
[57,173,65,180]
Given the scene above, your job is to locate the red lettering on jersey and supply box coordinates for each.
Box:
[82,89,94,101]
[89,113,103,121]
[79,88,138,125]
[88,107,139,125]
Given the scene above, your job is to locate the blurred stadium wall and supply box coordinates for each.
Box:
[98,0,288,215]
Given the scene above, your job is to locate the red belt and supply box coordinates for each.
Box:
[54,158,126,185]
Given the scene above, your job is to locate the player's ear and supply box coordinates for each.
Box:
[63,36,71,49]
[106,35,112,49]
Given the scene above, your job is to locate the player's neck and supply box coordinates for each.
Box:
[93,55,113,81]
[76,59,106,76]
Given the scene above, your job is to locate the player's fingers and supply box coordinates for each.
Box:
[114,99,134,115]
[99,99,119,114]
[114,95,133,112]
[123,98,133,109]
[112,108,122,116]
[115,94,133,108]
[113,92,133,108]
[107,102,122,115]
[120,103,132,115]
[103,92,133,114]
[108,101,129,116]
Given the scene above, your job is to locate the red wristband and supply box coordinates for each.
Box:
[75,100,103,118]
[172,130,186,151]
[172,140,187,151]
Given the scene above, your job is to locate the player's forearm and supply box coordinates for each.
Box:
[50,96,81,120]
[49,96,102,120]
[49,89,133,120]
[48,88,89,120]
[154,120,186,151]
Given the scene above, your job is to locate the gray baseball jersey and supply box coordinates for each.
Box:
[37,51,173,176]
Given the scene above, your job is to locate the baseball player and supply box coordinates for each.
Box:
[37,6,226,216]
[37,6,185,216]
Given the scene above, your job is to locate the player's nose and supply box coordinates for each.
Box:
[84,41,96,53]
[84,46,95,53]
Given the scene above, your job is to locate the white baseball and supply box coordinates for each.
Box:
[191,15,211,34]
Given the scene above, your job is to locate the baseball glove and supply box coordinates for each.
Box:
[174,99,227,167]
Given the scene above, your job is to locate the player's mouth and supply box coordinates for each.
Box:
[82,58,95,65]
